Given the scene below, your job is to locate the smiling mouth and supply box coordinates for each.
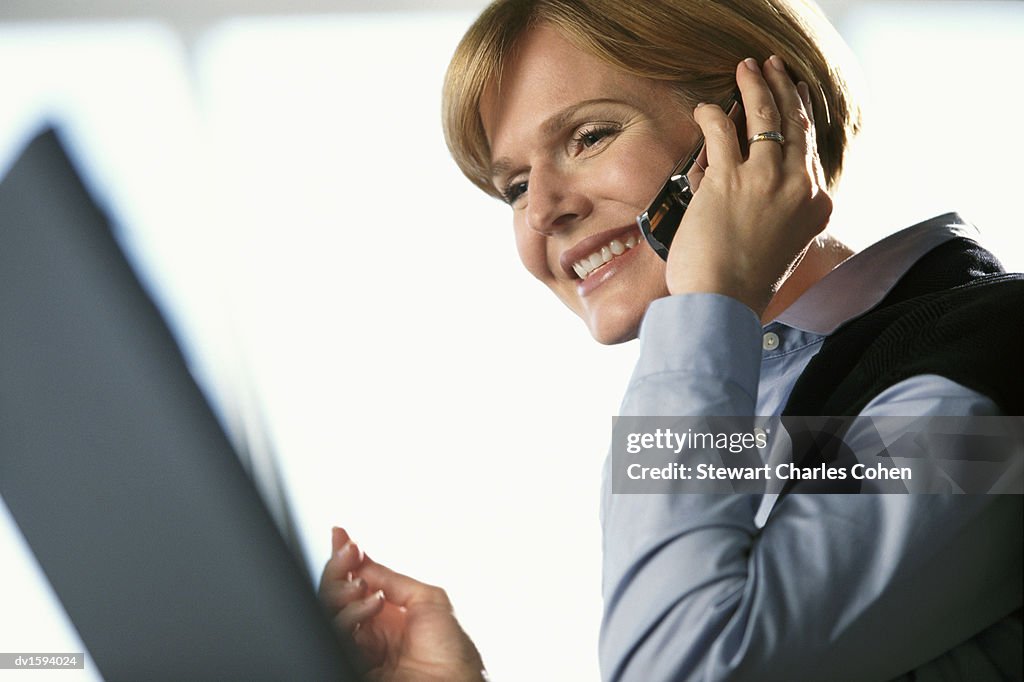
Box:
[572,233,640,279]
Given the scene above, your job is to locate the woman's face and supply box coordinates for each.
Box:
[480,25,700,344]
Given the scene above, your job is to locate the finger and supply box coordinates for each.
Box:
[761,55,810,167]
[332,526,350,555]
[320,540,365,592]
[797,81,828,188]
[356,554,452,609]
[797,81,813,124]
[693,102,742,170]
[795,81,819,159]
[319,527,353,591]
[736,57,783,164]
[351,620,388,670]
[334,590,386,632]
[322,576,369,611]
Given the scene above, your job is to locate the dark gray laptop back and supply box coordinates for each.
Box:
[0,129,359,681]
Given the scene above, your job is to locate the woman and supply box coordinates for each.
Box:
[319,1,1023,680]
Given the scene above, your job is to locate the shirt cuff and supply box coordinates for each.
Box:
[625,294,763,412]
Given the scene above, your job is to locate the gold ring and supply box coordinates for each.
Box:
[748,131,785,145]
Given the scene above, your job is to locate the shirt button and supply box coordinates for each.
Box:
[762,332,780,351]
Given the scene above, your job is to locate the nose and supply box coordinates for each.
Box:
[525,163,592,236]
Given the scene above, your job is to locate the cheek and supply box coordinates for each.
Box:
[604,128,695,209]
[593,156,664,217]
[513,216,554,283]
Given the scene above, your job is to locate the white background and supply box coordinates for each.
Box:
[2,2,1023,680]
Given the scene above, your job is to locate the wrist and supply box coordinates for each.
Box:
[667,271,772,318]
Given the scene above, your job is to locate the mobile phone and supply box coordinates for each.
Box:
[636,95,746,260]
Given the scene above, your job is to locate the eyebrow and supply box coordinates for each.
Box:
[489,97,633,180]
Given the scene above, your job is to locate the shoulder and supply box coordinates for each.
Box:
[786,272,1024,416]
[860,374,1003,417]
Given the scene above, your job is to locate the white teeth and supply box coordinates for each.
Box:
[572,232,642,279]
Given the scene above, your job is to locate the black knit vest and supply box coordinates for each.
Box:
[777,238,1024,494]
[782,237,1024,418]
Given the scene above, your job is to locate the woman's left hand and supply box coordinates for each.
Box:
[318,527,487,682]
[665,55,832,317]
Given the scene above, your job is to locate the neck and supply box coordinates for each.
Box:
[760,233,855,324]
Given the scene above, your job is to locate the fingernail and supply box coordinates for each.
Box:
[768,55,786,72]
[798,81,810,99]
[695,102,708,108]
[337,541,360,561]
[356,590,383,611]
[337,578,364,597]
[359,590,384,606]
[743,57,759,73]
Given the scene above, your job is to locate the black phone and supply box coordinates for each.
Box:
[636,95,746,260]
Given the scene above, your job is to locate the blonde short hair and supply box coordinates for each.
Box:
[442,0,861,198]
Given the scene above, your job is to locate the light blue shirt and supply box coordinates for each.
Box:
[600,214,1023,681]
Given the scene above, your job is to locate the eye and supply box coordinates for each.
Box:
[502,180,528,206]
[573,123,621,151]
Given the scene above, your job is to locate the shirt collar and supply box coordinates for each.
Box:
[773,213,981,335]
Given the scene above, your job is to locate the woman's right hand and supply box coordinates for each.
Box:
[319,527,488,682]
[666,56,833,319]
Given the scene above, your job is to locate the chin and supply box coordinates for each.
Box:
[580,275,666,345]
[584,305,644,345]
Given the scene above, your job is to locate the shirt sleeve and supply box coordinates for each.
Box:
[599,294,1023,682]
